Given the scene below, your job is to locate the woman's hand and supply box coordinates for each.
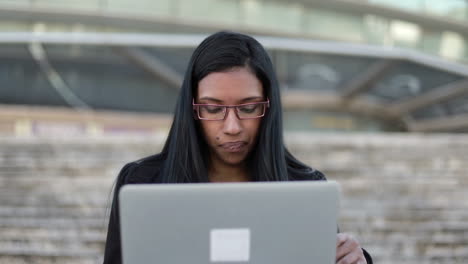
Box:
[336,233,367,264]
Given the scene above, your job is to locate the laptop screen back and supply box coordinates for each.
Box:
[119,181,339,264]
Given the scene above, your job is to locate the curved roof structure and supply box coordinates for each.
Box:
[1,0,467,61]
[1,0,468,132]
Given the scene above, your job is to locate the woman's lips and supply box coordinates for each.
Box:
[220,141,247,152]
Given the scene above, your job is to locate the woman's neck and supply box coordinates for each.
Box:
[209,160,250,183]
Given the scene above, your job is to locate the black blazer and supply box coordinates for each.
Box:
[103,153,372,264]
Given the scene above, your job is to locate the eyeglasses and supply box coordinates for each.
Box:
[193,98,270,121]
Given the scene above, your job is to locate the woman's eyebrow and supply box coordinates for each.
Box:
[198,96,263,104]
[239,96,263,103]
[198,97,223,103]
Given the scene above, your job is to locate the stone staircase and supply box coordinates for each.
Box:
[1,133,468,264]
[287,133,468,264]
[0,136,164,264]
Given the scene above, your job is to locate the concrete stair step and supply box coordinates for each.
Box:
[0,241,101,257]
[0,256,101,264]
[0,206,106,218]
[0,217,105,229]
[0,193,110,207]
[0,228,106,247]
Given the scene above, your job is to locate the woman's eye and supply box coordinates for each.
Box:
[239,105,258,113]
[204,106,224,113]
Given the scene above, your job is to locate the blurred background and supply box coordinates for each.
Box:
[0,0,467,263]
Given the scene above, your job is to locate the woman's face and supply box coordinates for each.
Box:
[196,67,264,167]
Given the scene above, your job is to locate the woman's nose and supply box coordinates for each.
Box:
[222,108,242,135]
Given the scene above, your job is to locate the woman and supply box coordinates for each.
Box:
[103,31,372,264]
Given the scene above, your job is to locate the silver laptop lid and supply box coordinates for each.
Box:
[119,181,340,264]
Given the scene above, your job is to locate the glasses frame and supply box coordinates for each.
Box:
[192,98,270,121]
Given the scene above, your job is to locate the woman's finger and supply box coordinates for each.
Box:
[336,234,360,262]
[337,250,361,264]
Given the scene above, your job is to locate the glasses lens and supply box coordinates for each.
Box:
[199,105,226,120]
[237,103,265,119]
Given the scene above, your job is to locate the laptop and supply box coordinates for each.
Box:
[119,181,340,264]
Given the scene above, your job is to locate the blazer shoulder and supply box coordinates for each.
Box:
[117,153,165,186]
[288,166,327,181]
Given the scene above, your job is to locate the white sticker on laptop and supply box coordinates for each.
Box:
[210,228,250,262]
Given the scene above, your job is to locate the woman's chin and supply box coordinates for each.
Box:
[218,153,248,167]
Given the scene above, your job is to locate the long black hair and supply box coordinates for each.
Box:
[159,31,317,183]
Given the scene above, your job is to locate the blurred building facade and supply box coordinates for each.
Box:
[1,0,468,134]
[1,2,468,264]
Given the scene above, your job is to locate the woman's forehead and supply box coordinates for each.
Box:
[197,68,263,102]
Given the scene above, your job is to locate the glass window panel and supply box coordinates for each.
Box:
[465,42,468,63]
[367,62,463,103]
[30,0,100,10]
[368,0,424,12]
[241,0,302,33]
[143,47,193,75]
[440,31,466,61]
[410,103,448,120]
[389,20,421,48]
[45,45,179,113]
[423,0,467,20]
[0,21,32,31]
[107,0,172,16]
[27,21,110,33]
[279,52,377,92]
[420,30,442,57]
[257,2,302,33]
[178,0,240,24]
[444,94,468,115]
[241,0,262,27]
[0,0,30,7]
[304,9,364,42]
[363,15,391,46]
[368,0,468,21]
[0,45,68,107]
